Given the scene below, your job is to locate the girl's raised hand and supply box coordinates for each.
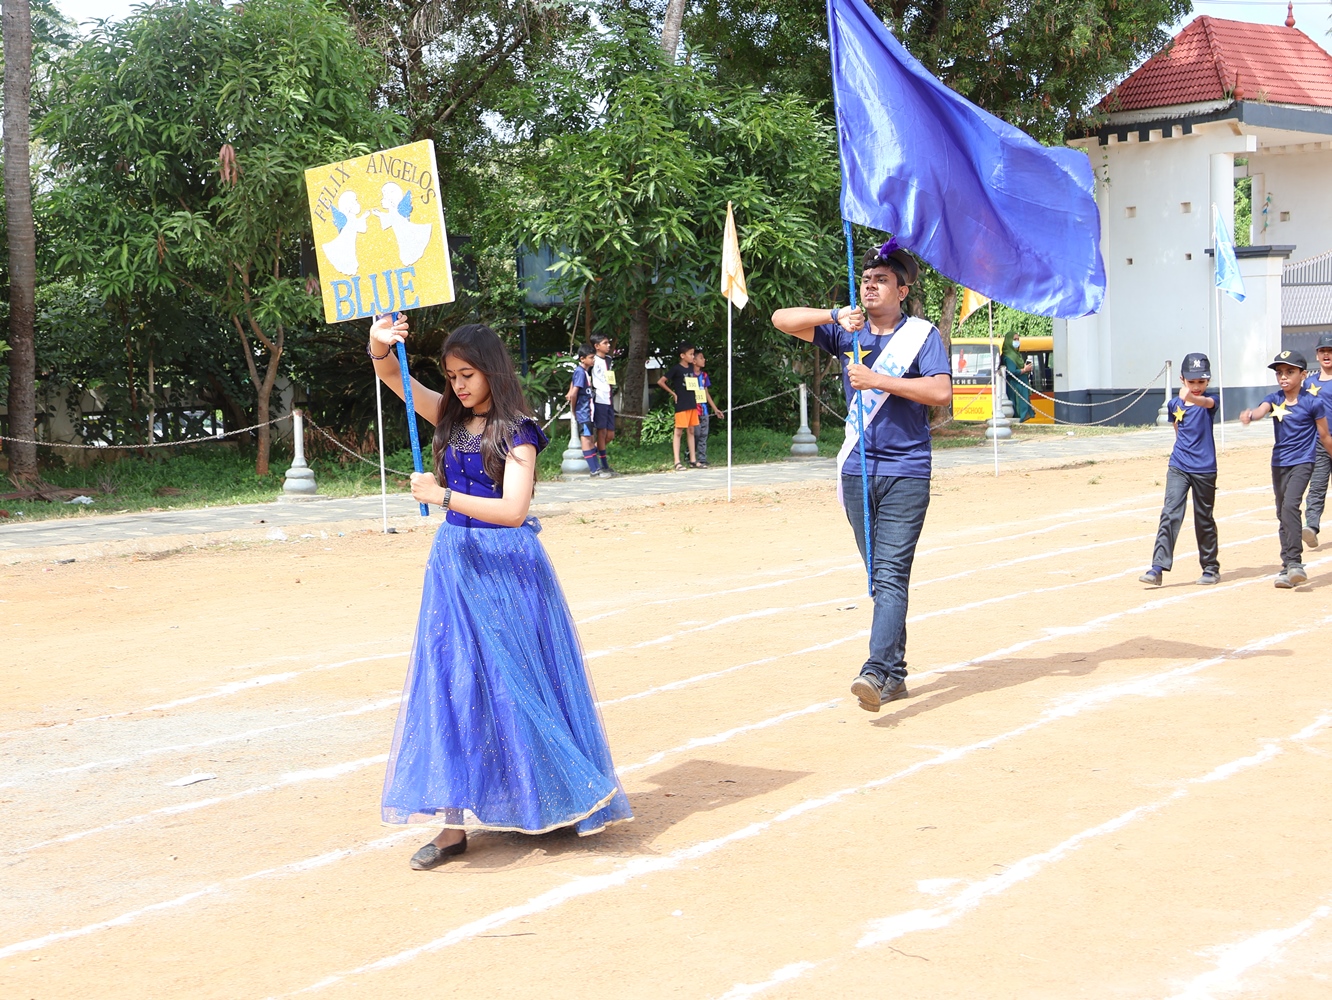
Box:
[410,471,443,506]
[370,312,410,351]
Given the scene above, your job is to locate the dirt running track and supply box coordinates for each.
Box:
[4,446,1332,1000]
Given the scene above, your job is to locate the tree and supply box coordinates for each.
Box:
[41,0,398,474]
[514,17,843,438]
[684,0,1192,143]
[3,0,37,479]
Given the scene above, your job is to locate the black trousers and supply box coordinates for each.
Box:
[1305,446,1331,532]
[1273,463,1314,569]
[1151,467,1219,574]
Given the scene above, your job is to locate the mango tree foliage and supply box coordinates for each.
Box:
[40,0,398,473]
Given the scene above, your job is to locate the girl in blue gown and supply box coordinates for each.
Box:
[367,316,633,870]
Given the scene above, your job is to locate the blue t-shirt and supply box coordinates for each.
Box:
[1166,391,1218,475]
[812,316,951,479]
[1303,372,1332,400]
[571,365,593,423]
[1263,389,1327,467]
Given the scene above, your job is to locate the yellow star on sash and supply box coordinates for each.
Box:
[1272,400,1293,422]
[1171,405,1186,424]
[1308,383,1321,396]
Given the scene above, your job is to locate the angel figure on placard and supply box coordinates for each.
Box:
[373,181,432,267]
[322,190,369,276]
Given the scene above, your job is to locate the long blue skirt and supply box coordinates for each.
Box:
[381,518,633,836]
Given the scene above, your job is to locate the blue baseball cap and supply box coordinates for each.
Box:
[1181,353,1211,379]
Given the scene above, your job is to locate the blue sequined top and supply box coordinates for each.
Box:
[442,417,548,528]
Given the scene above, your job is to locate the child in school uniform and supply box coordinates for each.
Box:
[1140,353,1220,587]
[1301,332,1332,549]
[567,344,601,476]
[1240,349,1332,588]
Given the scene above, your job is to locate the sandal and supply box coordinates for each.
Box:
[674,462,686,471]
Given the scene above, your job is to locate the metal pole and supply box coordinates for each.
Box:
[374,375,389,532]
[990,303,999,476]
[727,297,733,502]
[843,221,872,595]
[395,341,430,517]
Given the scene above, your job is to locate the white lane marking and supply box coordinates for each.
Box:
[0,652,407,742]
[0,828,422,961]
[0,700,843,957]
[1162,900,1332,1000]
[19,755,390,853]
[616,700,841,776]
[272,623,1324,997]
[857,713,1332,950]
[715,962,820,1000]
[600,527,1280,709]
[54,696,405,776]
[13,524,1286,801]
[716,710,1332,996]
[576,564,861,625]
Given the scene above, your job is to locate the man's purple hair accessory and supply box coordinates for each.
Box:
[877,238,900,261]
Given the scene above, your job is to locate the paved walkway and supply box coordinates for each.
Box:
[1,425,1267,557]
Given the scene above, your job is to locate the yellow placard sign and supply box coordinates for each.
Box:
[304,140,453,323]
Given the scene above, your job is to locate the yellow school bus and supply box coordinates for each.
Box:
[950,336,1054,423]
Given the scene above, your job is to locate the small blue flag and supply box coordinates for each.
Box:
[1213,208,1246,302]
[827,0,1105,319]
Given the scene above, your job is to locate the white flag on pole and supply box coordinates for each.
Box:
[721,202,748,310]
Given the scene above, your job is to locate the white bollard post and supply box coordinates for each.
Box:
[1156,360,1173,427]
[280,409,321,500]
[789,383,819,459]
[561,408,590,477]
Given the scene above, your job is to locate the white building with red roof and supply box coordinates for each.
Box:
[1055,12,1332,419]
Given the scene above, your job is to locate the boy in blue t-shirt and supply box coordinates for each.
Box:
[1140,353,1220,587]
[1301,332,1332,549]
[565,344,601,476]
[1240,349,1332,588]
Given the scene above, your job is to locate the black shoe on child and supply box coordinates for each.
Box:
[1302,526,1319,550]
[1287,564,1308,586]
[1195,570,1220,586]
[1138,568,1162,586]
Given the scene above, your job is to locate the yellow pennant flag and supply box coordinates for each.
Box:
[720,202,749,310]
[958,287,990,326]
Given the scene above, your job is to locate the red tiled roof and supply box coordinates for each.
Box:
[1098,15,1332,113]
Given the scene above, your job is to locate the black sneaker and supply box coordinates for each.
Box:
[1287,563,1308,586]
[1274,571,1294,590]
[1303,526,1319,550]
[1195,570,1220,586]
[1138,568,1162,586]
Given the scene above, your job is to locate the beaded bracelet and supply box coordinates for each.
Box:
[366,343,391,361]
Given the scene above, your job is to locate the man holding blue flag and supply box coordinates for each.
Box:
[773,243,950,711]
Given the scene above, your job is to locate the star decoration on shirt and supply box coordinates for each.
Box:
[1171,404,1186,424]
[1272,400,1293,422]
[1308,383,1322,396]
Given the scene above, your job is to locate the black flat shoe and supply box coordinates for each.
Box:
[410,834,467,870]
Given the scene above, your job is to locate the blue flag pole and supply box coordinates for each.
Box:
[394,336,430,518]
[843,220,873,595]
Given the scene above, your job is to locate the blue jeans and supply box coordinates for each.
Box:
[840,474,932,685]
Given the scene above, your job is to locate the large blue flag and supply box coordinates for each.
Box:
[828,0,1105,318]
[1212,207,1246,302]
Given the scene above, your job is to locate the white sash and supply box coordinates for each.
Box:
[836,316,935,507]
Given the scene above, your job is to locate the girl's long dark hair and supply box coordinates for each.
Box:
[431,324,536,491]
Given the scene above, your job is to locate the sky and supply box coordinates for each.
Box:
[54,1,1332,45]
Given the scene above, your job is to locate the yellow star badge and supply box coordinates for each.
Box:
[1171,405,1186,424]
[1272,400,1293,422]
[1308,383,1321,396]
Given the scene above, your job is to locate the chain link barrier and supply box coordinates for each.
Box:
[0,413,292,450]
